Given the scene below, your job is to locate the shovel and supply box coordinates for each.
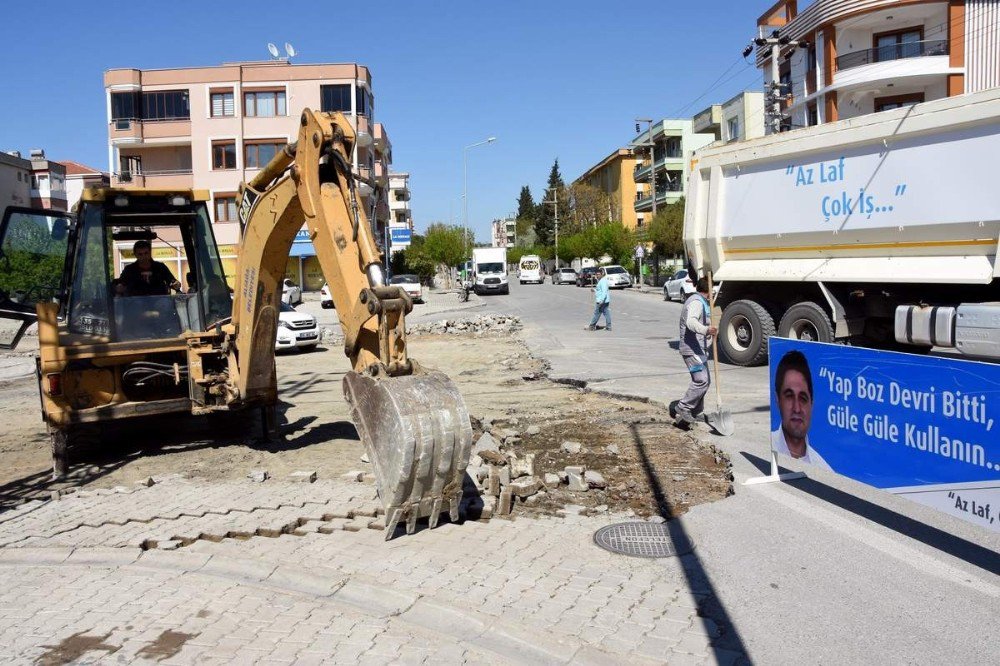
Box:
[704,272,734,436]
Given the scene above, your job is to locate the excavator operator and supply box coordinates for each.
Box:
[114,240,181,297]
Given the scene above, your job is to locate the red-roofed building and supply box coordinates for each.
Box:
[57,160,109,210]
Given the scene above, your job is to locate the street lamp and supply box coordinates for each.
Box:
[463,136,496,257]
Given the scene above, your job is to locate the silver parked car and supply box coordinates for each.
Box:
[552,267,577,285]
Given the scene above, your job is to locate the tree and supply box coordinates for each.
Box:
[516,186,536,220]
[567,182,615,233]
[535,159,567,247]
[646,198,685,257]
[421,223,468,287]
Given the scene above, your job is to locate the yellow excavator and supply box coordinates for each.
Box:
[0,109,473,538]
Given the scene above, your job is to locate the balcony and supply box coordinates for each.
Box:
[836,39,948,71]
[633,152,684,183]
[633,184,684,212]
[112,169,193,189]
[108,118,192,145]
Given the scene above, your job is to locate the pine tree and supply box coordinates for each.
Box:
[516,186,536,220]
[536,159,566,247]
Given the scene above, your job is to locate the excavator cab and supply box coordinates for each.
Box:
[0,191,230,348]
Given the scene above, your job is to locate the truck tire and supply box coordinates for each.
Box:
[719,299,775,366]
[778,301,834,343]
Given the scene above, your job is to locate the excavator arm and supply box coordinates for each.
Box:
[227,109,473,537]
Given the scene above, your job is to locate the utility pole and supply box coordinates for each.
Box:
[748,32,809,134]
[543,193,559,270]
[635,118,657,220]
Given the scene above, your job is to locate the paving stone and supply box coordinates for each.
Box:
[288,471,318,483]
[584,471,607,489]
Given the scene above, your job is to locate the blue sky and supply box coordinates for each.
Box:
[1,1,767,242]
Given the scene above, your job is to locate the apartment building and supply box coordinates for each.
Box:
[0,151,31,211]
[490,216,517,248]
[28,150,68,212]
[572,148,640,230]
[59,161,110,211]
[756,0,999,130]
[103,61,392,290]
[631,121,714,227]
[693,91,767,142]
[388,172,411,229]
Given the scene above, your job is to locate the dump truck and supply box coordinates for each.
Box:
[685,87,1000,366]
[0,110,472,538]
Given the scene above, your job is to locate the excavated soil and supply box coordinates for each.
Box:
[0,334,733,519]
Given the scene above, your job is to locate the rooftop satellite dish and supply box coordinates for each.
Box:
[267,43,280,59]
[285,43,296,59]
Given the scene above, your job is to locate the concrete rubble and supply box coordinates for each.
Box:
[408,314,523,336]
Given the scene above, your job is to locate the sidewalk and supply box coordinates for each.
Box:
[0,477,737,664]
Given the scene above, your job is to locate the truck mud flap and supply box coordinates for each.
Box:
[343,370,473,540]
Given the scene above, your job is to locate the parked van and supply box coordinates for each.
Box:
[518,254,542,284]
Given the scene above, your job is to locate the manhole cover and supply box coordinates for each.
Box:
[593,522,694,558]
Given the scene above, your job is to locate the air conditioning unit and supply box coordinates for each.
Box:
[115,119,132,131]
[119,171,132,183]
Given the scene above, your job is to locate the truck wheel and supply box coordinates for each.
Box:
[778,302,834,343]
[719,299,775,366]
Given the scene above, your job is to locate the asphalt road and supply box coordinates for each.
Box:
[470,278,999,665]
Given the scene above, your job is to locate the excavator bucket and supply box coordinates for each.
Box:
[343,369,474,539]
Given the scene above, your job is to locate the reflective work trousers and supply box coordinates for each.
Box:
[678,354,710,415]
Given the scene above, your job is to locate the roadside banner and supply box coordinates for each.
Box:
[768,338,999,531]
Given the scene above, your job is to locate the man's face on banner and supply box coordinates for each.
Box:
[779,369,812,441]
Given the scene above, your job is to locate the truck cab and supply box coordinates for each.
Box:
[472,248,509,295]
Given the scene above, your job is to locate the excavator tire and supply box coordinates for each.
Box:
[343,369,474,540]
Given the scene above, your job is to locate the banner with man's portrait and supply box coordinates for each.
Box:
[769,338,1000,532]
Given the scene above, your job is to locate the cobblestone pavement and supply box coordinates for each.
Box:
[0,477,744,664]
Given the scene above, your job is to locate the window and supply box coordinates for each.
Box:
[111,91,140,120]
[875,93,924,113]
[214,195,238,222]
[210,90,234,117]
[807,103,818,127]
[356,87,372,118]
[320,84,352,112]
[874,27,923,62]
[244,90,286,117]
[142,90,190,120]
[111,90,189,121]
[244,140,285,169]
[212,141,237,170]
[726,117,740,142]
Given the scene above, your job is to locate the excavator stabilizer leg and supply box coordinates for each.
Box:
[343,369,473,540]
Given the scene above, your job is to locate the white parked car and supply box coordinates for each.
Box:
[664,269,695,301]
[602,265,633,289]
[320,283,334,309]
[390,274,423,303]
[281,278,302,305]
[663,269,718,301]
[275,301,319,351]
[552,267,577,285]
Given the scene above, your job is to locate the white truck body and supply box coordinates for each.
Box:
[685,88,1000,365]
[472,247,508,295]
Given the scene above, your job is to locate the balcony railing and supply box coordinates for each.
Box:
[836,39,948,71]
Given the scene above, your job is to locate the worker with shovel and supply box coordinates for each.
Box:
[673,277,718,427]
